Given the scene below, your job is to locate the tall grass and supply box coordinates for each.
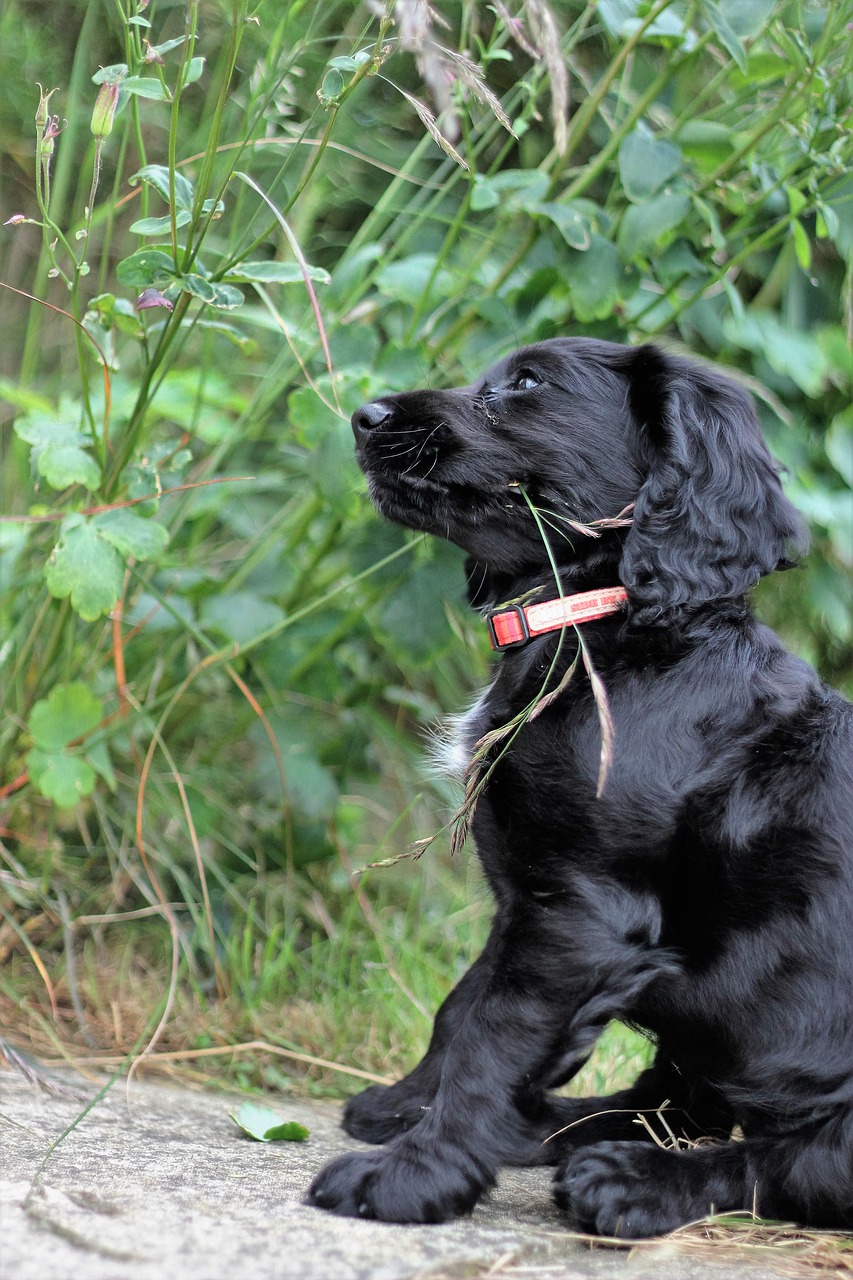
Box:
[0,0,850,1101]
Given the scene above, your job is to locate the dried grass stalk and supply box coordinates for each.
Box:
[523,0,570,155]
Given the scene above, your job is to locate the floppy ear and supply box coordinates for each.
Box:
[619,347,807,625]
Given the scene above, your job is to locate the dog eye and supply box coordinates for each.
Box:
[507,369,540,392]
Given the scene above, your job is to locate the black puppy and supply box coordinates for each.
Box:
[307,338,853,1235]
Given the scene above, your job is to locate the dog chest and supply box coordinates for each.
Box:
[429,686,494,780]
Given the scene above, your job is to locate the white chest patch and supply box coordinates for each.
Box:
[427,685,494,782]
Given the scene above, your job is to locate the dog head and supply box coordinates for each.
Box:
[352,338,806,623]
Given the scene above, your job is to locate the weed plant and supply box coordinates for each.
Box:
[0,0,851,1112]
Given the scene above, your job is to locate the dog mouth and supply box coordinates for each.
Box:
[363,464,455,531]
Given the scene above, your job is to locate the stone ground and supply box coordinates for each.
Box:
[0,1066,808,1280]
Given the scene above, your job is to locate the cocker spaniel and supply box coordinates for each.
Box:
[307,338,853,1236]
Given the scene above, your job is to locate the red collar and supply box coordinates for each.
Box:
[486,586,628,650]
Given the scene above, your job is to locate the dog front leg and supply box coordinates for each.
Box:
[342,915,506,1143]
[309,900,674,1222]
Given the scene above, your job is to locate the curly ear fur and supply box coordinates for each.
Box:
[620,347,808,625]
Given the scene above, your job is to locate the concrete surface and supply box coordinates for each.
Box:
[0,1066,804,1280]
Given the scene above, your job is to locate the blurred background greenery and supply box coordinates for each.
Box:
[0,0,850,1096]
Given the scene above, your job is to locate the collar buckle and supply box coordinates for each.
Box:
[486,604,530,650]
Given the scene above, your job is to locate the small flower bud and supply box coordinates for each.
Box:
[4,213,27,225]
[91,81,120,139]
[35,83,58,130]
[39,115,65,160]
[137,288,174,312]
[143,39,165,65]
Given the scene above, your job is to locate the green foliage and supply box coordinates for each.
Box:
[0,0,850,1071]
[25,682,110,806]
[14,406,100,491]
[43,509,168,619]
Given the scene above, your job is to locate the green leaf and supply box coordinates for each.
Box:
[714,0,775,37]
[13,409,99,492]
[264,1121,310,1142]
[486,168,550,211]
[230,1103,309,1143]
[26,682,105,808]
[470,175,500,211]
[129,211,192,236]
[787,187,807,218]
[181,273,217,302]
[29,682,102,751]
[126,444,192,513]
[26,749,96,808]
[536,201,591,249]
[149,36,187,56]
[676,121,734,171]
[791,218,811,270]
[375,254,454,307]
[207,283,245,310]
[287,384,334,448]
[565,234,624,322]
[816,204,840,241]
[691,193,726,250]
[312,424,361,506]
[85,739,117,792]
[44,515,124,620]
[130,165,195,212]
[703,1,747,73]
[92,64,128,84]
[224,260,331,285]
[618,126,682,202]
[823,175,853,258]
[122,76,170,101]
[36,443,100,491]
[116,248,177,289]
[617,191,691,259]
[320,68,345,101]
[723,313,828,397]
[200,593,284,645]
[93,508,169,561]
[603,0,689,44]
[13,411,83,449]
[182,56,205,87]
[728,51,789,86]
[86,292,142,336]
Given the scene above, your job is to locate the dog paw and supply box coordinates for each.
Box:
[554,1141,681,1238]
[307,1141,490,1223]
[342,1084,431,1144]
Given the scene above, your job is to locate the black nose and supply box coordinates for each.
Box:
[352,400,394,439]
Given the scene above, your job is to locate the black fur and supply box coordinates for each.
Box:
[306,338,853,1235]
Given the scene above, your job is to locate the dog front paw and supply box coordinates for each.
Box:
[555,1141,682,1238]
[307,1140,491,1223]
[343,1083,432,1144]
